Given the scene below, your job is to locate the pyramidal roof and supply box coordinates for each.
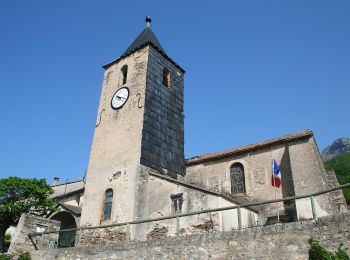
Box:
[122,27,165,56]
[103,17,185,72]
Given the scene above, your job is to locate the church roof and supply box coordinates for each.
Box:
[103,19,185,73]
[186,129,314,166]
[122,27,165,56]
[51,180,85,198]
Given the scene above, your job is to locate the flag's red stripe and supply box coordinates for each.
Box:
[271,176,281,188]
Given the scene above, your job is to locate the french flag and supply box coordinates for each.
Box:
[271,159,281,188]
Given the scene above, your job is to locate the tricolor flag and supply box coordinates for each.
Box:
[271,159,281,188]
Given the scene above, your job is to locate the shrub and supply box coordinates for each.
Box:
[309,238,349,260]
[18,252,31,260]
[0,253,11,260]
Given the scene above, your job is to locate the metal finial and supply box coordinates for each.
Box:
[145,16,152,28]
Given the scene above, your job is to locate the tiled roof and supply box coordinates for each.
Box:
[186,129,313,166]
[51,180,85,198]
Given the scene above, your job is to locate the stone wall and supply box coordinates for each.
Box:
[132,165,258,240]
[81,46,149,226]
[32,212,350,260]
[326,170,348,212]
[185,136,335,221]
[79,168,257,245]
[79,226,127,246]
[8,214,60,256]
[141,46,185,177]
[288,137,334,219]
[81,44,185,228]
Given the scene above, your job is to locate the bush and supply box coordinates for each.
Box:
[4,234,11,251]
[18,252,31,260]
[0,253,11,260]
[309,238,349,260]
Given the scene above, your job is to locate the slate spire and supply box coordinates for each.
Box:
[122,16,165,56]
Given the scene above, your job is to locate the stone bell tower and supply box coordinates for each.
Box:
[80,17,185,226]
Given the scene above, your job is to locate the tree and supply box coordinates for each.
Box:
[0,177,56,253]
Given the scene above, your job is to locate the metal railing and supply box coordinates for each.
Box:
[28,183,350,249]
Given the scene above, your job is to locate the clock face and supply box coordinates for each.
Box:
[111,87,129,110]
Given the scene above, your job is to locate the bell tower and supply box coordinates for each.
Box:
[80,17,185,226]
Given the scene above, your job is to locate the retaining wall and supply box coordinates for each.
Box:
[32,212,350,260]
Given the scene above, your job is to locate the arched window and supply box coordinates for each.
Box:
[103,189,113,220]
[121,65,128,85]
[162,67,170,87]
[230,163,246,194]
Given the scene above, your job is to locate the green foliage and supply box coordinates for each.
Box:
[0,254,11,260]
[309,238,349,260]
[18,252,31,260]
[4,234,10,250]
[0,177,56,227]
[4,235,10,244]
[309,238,334,259]
[0,177,57,252]
[324,152,350,205]
[0,251,31,260]
[335,247,350,260]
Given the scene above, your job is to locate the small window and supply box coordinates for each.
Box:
[103,189,113,220]
[162,68,170,87]
[121,65,128,85]
[171,194,183,214]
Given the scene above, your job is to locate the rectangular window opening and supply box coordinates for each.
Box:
[171,193,183,214]
[162,67,170,87]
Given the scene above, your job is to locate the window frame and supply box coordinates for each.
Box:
[230,163,246,194]
[171,193,183,214]
[102,189,113,221]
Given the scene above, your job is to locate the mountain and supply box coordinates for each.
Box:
[324,152,350,205]
[321,138,350,162]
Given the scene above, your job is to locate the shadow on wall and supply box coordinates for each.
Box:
[50,212,77,248]
[280,145,297,221]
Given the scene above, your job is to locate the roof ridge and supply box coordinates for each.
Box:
[52,179,84,187]
[186,129,313,165]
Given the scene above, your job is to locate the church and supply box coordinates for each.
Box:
[42,17,344,247]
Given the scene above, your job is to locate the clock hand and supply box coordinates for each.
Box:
[116,96,126,100]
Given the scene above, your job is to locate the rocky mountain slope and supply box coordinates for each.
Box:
[321,138,350,162]
[324,152,350,205]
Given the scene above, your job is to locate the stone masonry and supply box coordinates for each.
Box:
[8,214,60,257]
[326,170,348,212]
[32,212,350,260]
[80,46,150,226]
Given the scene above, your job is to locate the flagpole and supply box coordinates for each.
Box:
[269,148,280,223]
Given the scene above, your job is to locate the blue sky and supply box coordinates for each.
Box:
[1,1,349,183]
